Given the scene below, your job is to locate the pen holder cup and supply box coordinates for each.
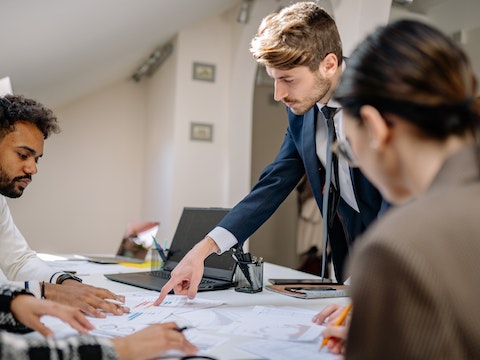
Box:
[234,260,263,293]
[150,249,164,271]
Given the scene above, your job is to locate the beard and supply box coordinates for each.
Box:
[284,74,332,115]
[0,167,29,198]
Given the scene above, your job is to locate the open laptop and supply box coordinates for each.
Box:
[105,207,236,292]
[78,221,160,264]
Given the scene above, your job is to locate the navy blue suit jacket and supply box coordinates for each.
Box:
[218,105,383,281]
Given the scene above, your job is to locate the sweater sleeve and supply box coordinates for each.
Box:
[0,284,34,333]
[0,332,118,360]
[0,285,118,359]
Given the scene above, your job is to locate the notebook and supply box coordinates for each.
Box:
[78,221,160,264]
[265,284,349,299]
[104,207,236,292]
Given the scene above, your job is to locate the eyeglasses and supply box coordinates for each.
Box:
[331,138,359,168]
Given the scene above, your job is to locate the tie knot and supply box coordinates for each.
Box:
[321,106,338,121]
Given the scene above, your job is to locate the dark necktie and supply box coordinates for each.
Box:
[320,105,340,279]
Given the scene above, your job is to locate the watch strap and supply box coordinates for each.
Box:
[56,273,83,284]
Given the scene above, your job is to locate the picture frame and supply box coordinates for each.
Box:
[192,62,215,82]
[190,122,213,142]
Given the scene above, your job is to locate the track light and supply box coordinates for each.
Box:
[393,0,413,5]
[237,0,253,24]
[131,42,174,83]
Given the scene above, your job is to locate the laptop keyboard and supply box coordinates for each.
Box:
[149,270,171,279]
[147,270,216,284]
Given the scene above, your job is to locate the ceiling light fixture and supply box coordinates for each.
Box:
[393,0,414,5]
[131,42,174,83]
[237,0,253,24]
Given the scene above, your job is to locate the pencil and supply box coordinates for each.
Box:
[320,302,353,348]
[152,235,167,262]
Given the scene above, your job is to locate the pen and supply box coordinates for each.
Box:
[320,302,353,348]
[232,252,253,287]
[175,326,190,332]
[286,287,336,292]
[234,247,251,262]
[104,298,124,306]
[152,236,167,262]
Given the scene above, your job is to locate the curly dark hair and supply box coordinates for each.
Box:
[0,94,60,139]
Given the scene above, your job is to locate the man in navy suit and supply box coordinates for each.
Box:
[155,2,383,304]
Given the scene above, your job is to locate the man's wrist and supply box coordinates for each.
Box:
[41,282,53,300]
[56,273,83,284]
[196,236,220,257]
[206,227,237,253]
[41,281,46,299]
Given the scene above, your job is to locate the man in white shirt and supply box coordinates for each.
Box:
[0,94,128,317]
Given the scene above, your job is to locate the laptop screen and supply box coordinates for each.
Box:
[163,207,236,281]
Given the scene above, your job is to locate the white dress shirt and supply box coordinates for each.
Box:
[0,195,60,296]
[316,102,359,212]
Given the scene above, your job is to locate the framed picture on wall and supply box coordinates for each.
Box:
[190,122,213,142]
[192,62,215,82]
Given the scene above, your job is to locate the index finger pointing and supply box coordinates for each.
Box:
[154,280,174,306]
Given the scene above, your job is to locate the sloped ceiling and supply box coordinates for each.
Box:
[1,0,478,107]
[0,0,238,107]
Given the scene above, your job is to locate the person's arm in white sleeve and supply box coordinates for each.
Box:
[0,196,55,282]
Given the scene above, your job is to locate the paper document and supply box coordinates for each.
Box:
[219,306,324,342]
[24,293,337,359]
[238,339,339,360]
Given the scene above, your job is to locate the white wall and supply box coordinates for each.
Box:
[336,0,392,56]
[142,37,178,246]
[145,7,238,246]
[8,80,147,253]
[465,27,480,80]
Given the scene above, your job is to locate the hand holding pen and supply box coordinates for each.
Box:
[320,302,352,354]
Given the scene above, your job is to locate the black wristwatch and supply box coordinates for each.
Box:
[56,273,83,284]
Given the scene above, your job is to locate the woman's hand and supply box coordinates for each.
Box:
[312,303,347,325]
[10,294,94,337]
[322,324,348,355]
[313,303,351,355]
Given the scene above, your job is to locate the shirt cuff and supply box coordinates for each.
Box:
[207,227,238,254]
[49,272,63,284]
[27,282,41,298]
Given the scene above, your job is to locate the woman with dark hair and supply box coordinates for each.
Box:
[317,19,480,359]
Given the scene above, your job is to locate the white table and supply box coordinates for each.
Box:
[68,261,349,360]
